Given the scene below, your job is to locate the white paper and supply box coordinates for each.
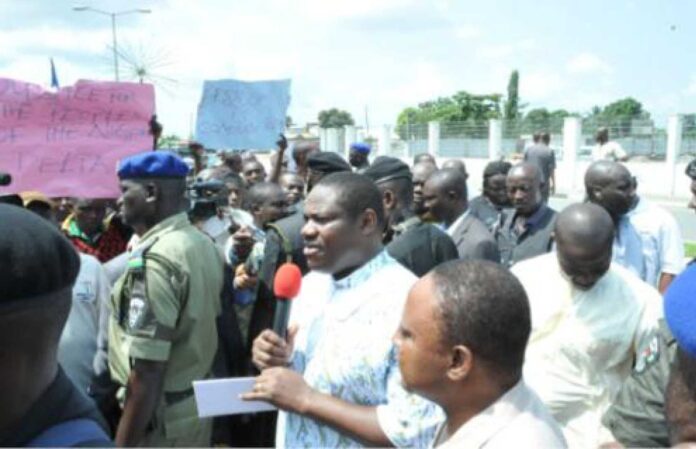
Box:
[193,377,276,417]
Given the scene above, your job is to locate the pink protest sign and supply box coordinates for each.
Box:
[0,78,155,198]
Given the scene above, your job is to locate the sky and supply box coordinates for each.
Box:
[1,0,695,137]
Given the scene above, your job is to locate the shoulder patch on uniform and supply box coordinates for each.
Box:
[127,296,148,331]
[634,335,660,374]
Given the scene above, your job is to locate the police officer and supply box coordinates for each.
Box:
[109,151,224,446]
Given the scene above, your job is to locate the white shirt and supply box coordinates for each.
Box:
[430,381,566,449]
[58,253,111,393]
[592,141,627,161]
[628,197,685,286]
[276,250,443,448]
[446,210,470,237]
[511,253,661,449]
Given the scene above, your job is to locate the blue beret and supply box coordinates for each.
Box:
[117,151,190,179]
[350,142,371,154]
[665,264,696,357]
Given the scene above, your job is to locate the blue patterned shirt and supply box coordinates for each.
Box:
[276,250,443,448]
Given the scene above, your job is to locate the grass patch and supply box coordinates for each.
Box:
[686,241,696,259]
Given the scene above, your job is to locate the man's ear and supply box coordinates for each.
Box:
[447,345,474,382]
[145,182,158,203]
[383,189,396,211]
[360,209,379,235]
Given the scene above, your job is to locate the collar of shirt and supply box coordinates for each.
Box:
[432,380,529,448]
[446,210,470,237]
[512,204,547,233]
[135,212,190,249]
[65,216,103,245]
[332,249,393,294]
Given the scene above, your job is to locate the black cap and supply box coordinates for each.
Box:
[308,152,351,174]
[363,156,412,184]
[0,204,80,304]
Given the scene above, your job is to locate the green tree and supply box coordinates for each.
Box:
[585,97,650,137]
[395,91,502,138]
[158,134,183,149]
[504,70,520,120]
[318,108,355,128]
[520,108,572,134]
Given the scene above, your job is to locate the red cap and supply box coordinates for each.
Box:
[273,263,302,299]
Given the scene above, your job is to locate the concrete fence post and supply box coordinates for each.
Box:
[488,119,502,160]
[562,116,582,195]
[666,114,683,197]
[428,121,440,157]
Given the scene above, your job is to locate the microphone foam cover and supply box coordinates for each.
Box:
[273,263,302,299]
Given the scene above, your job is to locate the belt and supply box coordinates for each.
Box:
[164,387,194,406]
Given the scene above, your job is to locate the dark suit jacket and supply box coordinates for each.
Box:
[448,213,500,262]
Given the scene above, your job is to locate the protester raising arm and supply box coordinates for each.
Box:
[269,134,288,184]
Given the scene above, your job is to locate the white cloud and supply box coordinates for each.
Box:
[519,69,565,101]
[476,38,535,60]
[454,25,482,40]
[566,52,613,75]
[684,75,696,96]
[0,27,111,60]
[301,0,415,20]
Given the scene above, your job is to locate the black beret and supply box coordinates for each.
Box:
[483,160,513,178]
[363,156,412,184]
[0,204,80,304]
[308,152,351,174]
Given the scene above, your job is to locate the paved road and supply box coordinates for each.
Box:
[549,197,696,242]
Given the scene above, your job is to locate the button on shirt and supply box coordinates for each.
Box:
[613,216,647,282]
[430,380,566,449]
[511,253,661,449]
[628,197,685,287]
[277,250,442,448]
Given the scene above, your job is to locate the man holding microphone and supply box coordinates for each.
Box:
[243,172,441,448]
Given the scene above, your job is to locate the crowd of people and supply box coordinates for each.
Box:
[2,128,696,449]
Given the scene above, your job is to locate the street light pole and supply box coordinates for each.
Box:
[111,13,119,81]
[72,6,151,82]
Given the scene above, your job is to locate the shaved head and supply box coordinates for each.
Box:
[555,203,614,250]
[585,160,631,187]
[508,163,543,185]
[555,203,614,289]
[442,159,468,177]
[426,169,467,199]
[585,161,633,221]
[414,153,437,167]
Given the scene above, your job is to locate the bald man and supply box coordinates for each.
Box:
[423,169,499,262]
[412,161,438,219]
[496,163,556,268]
[413,153,437,167]
[585,161,647,282]
[441,159,467,177]
[511,203,661,448]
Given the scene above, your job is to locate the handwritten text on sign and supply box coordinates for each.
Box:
[0,78,155,198]
[195,79,291,150]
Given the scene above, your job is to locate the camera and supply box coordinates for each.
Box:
[188,179,228,221]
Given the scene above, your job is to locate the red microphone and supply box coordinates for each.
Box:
[272,263,302,339]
